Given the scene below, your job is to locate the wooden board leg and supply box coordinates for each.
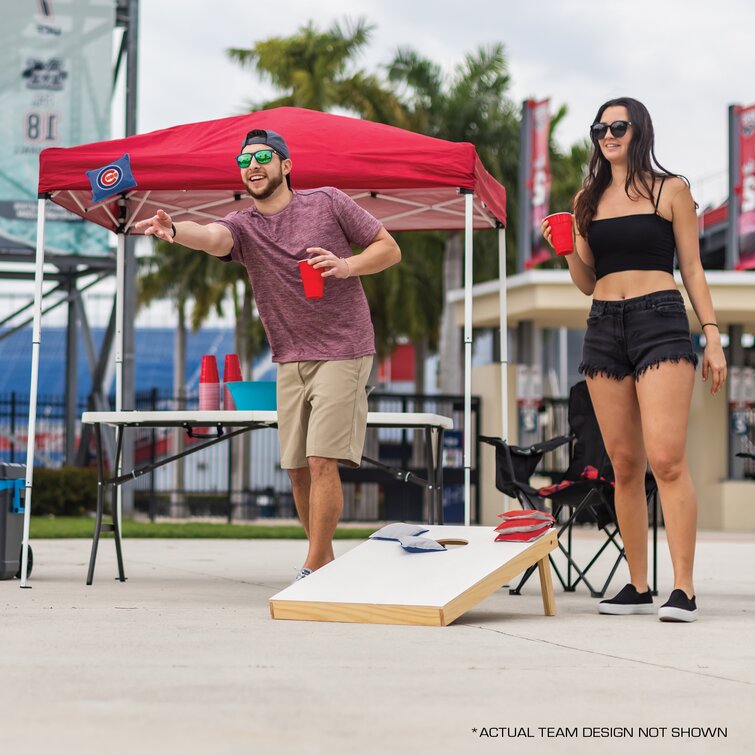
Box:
[538,556,556,616]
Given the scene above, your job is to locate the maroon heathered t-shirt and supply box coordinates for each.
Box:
[215,187,382,363]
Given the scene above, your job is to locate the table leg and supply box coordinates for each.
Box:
[423,427,435,525]
[86,423,105,585]
[112,427,126,581]
[434,428,445,525]
[538,556,557,616]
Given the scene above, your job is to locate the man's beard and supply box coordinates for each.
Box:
[245,168,284,200]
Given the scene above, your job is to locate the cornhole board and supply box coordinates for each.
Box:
[269,525,558,626]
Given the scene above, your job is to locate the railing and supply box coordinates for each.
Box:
[537,396,570,476]
[0,390,480,523]
[734,406,755,479]
[539,398,755,481]
[0,392,88,466]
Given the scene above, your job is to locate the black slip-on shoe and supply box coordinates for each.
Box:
[658,589,698,622]
[598,583,655,615]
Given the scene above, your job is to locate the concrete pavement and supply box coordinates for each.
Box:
[1,530,753,755]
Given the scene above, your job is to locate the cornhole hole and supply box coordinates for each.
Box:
[269,525,557,626]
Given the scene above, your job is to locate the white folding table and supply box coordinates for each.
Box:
[80,410,454,585]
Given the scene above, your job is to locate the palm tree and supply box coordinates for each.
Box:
[228,18,417,382]
[361,230,445,388]
[387,44,520,392]
[227,18,405,124]
[138,240,242,511]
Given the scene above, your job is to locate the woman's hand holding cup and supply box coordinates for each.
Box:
[542,213,574,256]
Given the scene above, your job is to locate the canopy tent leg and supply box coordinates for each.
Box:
[498,226,508,440]
[463,192,474,526]
[115,233,125,532]
[20,198,48,588]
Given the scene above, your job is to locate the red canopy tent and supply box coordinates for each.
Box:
[39,106,506,232]
[21,108,510,583]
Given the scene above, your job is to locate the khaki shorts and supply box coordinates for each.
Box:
[277,356,373,469]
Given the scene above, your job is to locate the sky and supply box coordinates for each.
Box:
[129,0,755,211]
[7,0,752,329]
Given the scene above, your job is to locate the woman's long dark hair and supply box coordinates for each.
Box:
[574,97,683,236]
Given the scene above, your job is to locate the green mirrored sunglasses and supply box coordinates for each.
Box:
[236,149,276,168]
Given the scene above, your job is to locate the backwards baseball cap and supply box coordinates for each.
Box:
[241,129,290,159]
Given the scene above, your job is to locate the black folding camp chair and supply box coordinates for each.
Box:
[482,380,659,598]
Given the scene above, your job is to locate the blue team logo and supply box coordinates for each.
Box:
[86,153,138,204]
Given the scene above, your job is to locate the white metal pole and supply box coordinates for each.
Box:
[115,233,125,411]
[497,227,508,439]
[20,198,47,588]
[559,327,568,397]
[115,233,125,530]
[463,193,474,526]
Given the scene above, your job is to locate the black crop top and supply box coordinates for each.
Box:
[587,180,676,280]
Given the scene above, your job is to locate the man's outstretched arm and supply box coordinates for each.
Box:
[134,209,233,257]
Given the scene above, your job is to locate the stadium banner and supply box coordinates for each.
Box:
[527,99,551,266]
[0,0,114,255]
[737,104,755,267]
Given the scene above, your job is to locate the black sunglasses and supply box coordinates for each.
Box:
[235,149,278,168]
[590,120,632,140]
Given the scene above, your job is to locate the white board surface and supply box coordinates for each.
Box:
[270,525,554,608]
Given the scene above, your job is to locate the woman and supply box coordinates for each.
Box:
[542,97,727,622]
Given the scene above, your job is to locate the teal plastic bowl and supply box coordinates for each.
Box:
[225,381,277,410]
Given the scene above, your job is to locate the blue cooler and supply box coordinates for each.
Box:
[0,463,28,580]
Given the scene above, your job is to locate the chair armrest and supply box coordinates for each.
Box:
[527,434,572,455]
[480,434,572,457]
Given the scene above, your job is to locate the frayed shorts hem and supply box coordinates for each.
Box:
[579,353,698,381]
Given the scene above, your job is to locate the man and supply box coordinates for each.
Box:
[135,129,401,580]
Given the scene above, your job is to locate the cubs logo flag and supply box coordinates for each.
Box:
[85,153,137,204]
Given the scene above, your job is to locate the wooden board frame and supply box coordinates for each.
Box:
[270,529,557,626]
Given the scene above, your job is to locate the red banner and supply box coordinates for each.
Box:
[737,104,755,267]
[527,99,551,265]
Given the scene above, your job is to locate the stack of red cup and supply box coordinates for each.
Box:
[199,355,220,410]
[223,354,243,410]
[197,355,219,435]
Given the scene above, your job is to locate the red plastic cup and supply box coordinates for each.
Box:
[299,259,324,299]
[223,354,242,382]
[544,212,574,255]
[223,354,243,410]
[199,354,219,385]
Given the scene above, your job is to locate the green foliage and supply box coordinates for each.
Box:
[31,467,98,516]
[222,19,590,353]
[29,516,376,540]
[536,105,592,270]
[387,44,521,272]
[362,230,444,358]
[227,18,405,124]
[138,238,267,366]
[138,239,231,332]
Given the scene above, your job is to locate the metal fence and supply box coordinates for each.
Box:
[0,390,480,523]
[537,398,755,481]
[733,406,755,478]
[0,392,87,467]
[126,391,480,523]
[537,396,571,476]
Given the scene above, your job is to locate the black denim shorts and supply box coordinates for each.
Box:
[579,290,698,381]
